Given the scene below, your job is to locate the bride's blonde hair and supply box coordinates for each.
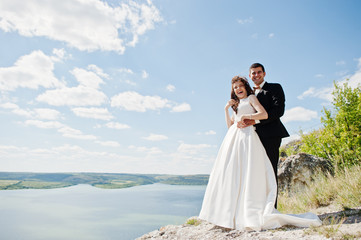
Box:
[230,76,254,113]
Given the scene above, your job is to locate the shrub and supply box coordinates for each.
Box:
[299,81,361,170]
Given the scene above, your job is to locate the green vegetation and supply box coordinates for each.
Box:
[186,218,201,226]
[295,81,360,170]
[278,165,361,213]
[0,180,20,187]
[0,172,209,190]
[304,216,361,240]
[154,175,209,185]
[278,82,361,239]
[279,81,361,214]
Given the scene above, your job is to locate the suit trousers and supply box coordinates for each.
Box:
[259,136,282,208]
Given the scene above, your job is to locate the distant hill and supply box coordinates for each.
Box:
[0,172,209,190]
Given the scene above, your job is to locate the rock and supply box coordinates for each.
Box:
[277,153,333,193]
[280,139,303,158]
[137,207,361,239]
[136,215,354,240]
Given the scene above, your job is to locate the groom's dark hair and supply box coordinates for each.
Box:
[249,63,265,72]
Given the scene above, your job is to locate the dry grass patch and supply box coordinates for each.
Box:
[278,165,361,213]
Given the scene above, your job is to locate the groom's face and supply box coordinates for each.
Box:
[249,67,266,86]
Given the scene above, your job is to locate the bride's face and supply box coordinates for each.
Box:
[233,81,247,99]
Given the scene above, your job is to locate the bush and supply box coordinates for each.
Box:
[299,81,361,170]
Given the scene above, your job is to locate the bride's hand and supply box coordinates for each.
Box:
[237,121,248,128]
[237,115,254,128]
[225,99,236,109]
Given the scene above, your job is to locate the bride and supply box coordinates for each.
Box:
[198,76,321,231]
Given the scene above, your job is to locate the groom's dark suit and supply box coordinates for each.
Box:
[254,82,289,185]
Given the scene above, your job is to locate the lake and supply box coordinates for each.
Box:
[0,183,206,240]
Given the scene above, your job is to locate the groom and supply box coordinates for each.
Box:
[242,63,289,207]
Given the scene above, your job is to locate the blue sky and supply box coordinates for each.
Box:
[1,0,361,174]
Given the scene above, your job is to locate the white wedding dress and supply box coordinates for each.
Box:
[199,97,321,231]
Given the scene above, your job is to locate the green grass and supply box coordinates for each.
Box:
[278,165,361,213]
[0,180,72,190]
[94,180,140,189]
[279,176,361,240]
[304,216,361,240]
[186,218,201,226]
[0,180,20,187]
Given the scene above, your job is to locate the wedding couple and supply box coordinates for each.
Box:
[199,63,322,231]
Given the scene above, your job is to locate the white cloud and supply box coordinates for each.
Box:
[105,122,131,130]
[37,86,108,106]
[175,143,213,157]
[348,71,361,88]
[0,102,31,117]
[237,17,253,24]
[128,145,162,155]
[111,91,170,112]
[1,54,108,107]
[125,79,137,86]
[298,87,333,101]
[142,133,168,141]
[117,68,150,84]
[0,102,61,120]
[298,87,315,100]
[346,58,361,88]
[87,64,110,79]
[166,84,175,92]
[358,57,361,68]
[0,102,18,109]
[299,59,361,102]
[315,74,324,78]
[110,91,191,113]
[168,20,177,25]
[118,68,134,74]
[0,143,142,173]
[268,33,275,38]
[71,107,114,120]
[58,126,97,140]
[336,60,346,65]
[0,0,163,54]
[282,107,318,123]
[171,103,191,112]
[24,120,64,129]
[52,48,71,61]
[205,130,216,135]
[33,108,61,120]
[71,67,104,89]
[142,70,149,79]
[12,108,33,118]
[281,134,301,146]
[336,70,349,77]
[24,118,97,141]
[96,140,120,147]
[36,67,108,106]
[0,50,64,91]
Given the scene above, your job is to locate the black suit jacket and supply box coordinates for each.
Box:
[255,82,289,139]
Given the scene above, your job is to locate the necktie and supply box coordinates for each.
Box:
[253,86,261,91]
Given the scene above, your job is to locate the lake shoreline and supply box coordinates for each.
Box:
[0,172,209,190]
